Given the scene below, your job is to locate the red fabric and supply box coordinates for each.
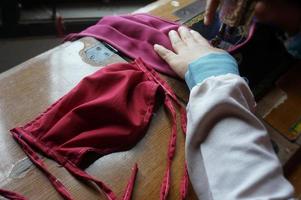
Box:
[0,189,27,200]
[65,14,180,77]
[3,58,188,200]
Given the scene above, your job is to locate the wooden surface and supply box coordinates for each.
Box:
[0,1,194,199]
[256,64,301,198]
[0,36,193,200]
[264,66,301,141]
[0,0,300,199]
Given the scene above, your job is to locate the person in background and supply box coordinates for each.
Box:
[205,0,301,58]
[153,0,301,199]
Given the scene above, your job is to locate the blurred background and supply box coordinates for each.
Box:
[0,0,153,73]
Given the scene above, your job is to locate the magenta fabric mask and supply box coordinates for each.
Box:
[65,13,180,77]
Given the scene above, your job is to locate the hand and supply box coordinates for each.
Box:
[204,0,301,34]
[154,26,225,79]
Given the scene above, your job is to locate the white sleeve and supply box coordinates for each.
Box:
[185,74,295,200]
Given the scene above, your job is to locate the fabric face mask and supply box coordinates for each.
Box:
[65,13,180,77]
[64,13,257,78]
[1,58,188,200]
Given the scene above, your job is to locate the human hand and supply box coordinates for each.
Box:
[154,26,225,79]
[204,0,301,34]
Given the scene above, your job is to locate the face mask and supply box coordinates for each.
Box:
[2,59,188,200]
[65,14,180,77]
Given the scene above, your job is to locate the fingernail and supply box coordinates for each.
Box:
[169,30,176,35]
[179,26,185,30]
[154,44,160,49]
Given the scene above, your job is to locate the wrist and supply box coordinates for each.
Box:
[185,52,239,90]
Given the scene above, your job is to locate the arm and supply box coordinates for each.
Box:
[185,53,295,199]
[154,27,295,200]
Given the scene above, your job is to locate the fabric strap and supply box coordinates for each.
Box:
[10,130,138,200]
[11,131,74,200]
[0,189,27,200]
[135,58,189,200]
[2,58,189,200]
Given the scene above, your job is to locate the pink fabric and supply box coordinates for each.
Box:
[65,13,180,77]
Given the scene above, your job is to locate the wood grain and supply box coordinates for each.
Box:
[0,0,300,199]
[0,1,196,199]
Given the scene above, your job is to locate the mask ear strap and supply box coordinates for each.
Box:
[139,62,189,200]
[138,60,189,199]
[169,91,189,200]
[180,163,189,199]
[64,161,138,200]
[166,94,189,200]
[135,58,188,134]
[121,163,138,200]
[0,188,28,200]
[160,95,178,200]
[131,58,190,199]
[166,97,189,200]
[160,94,189,200]
[11,128,138,200]
[11,130,74,200]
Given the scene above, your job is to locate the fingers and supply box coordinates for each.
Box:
[189,29,209,45]
[154,44,185,78]
[204,0,220,25]
[168,30,186,53]
[178,26,195,45]
[174,26,208,48]
[153,44,177,65]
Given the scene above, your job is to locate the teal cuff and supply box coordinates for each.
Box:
[184,53,239,90]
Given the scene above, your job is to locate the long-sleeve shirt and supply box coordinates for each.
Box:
[184,53,295,200]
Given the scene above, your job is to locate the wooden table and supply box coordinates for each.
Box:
[0,0,300,199]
